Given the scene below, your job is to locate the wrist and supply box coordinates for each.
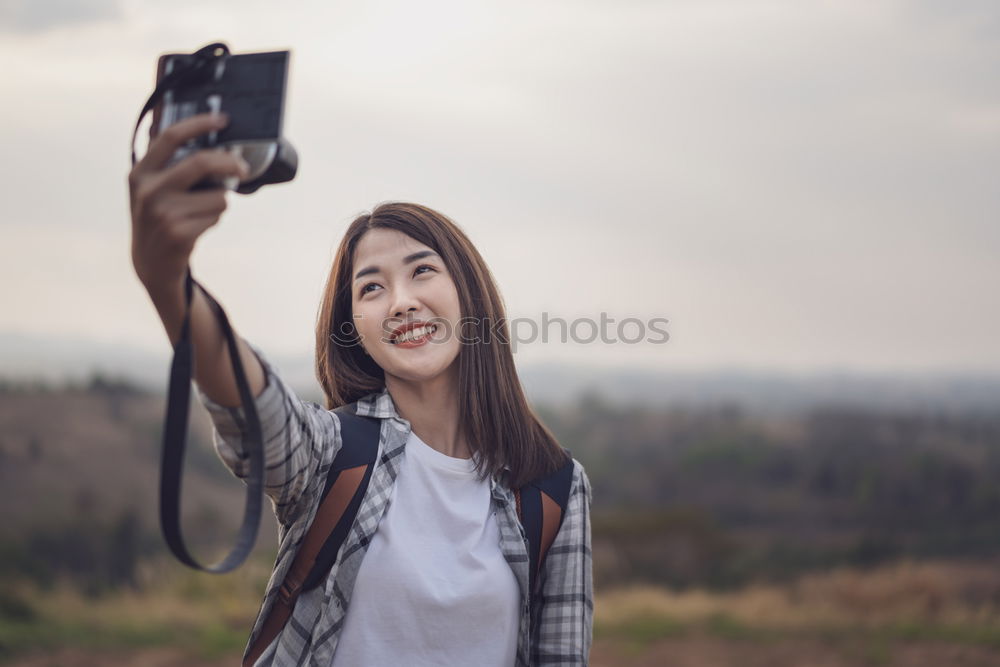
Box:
[145,274,186,309]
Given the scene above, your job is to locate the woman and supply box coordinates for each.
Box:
[129,113,593,666]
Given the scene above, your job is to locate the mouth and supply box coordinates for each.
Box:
[390,323,439,345]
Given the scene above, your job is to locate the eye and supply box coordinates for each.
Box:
[358,265,436,297]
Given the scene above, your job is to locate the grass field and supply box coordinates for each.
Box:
[3,556,1000,666]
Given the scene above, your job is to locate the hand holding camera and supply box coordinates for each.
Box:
[128,112,249,295]
[128,42,296,297]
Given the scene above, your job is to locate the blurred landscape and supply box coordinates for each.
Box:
[2,356,999,666]
[3,0,998,663]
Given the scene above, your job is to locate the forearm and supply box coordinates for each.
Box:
[194,338,345,527]
[146,276,266,407]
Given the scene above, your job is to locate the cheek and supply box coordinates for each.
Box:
[352,307,377,341]
[443,286,462,317]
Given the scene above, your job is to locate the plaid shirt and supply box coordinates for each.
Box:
[195,341,594,666]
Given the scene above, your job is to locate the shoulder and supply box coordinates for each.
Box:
[548,457,592,548]
[569,457,592,509]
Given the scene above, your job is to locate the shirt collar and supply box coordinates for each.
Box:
[354,385,401,419]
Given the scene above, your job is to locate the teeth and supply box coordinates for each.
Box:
[396,324,436,343]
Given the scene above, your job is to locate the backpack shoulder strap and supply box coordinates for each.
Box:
[302,404,382,589]
[515,448,576,597]
[243,401,381,667]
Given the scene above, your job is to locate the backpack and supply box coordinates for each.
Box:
[243,401,576,667]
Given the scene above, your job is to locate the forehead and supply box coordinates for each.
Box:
[352,228,430,266]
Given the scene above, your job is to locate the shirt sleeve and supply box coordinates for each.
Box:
[193,339,341,527]
[529,459,594,666]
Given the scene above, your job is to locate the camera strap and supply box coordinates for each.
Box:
[130,42,230,165]
[157,265,265,573]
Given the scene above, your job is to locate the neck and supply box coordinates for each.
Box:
[385,364,470,460]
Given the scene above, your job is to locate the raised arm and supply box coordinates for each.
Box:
[128,113,339,526]
[129,112,260,408]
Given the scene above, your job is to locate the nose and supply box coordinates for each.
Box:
[389,284,420,320]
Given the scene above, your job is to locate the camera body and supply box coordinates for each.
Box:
[151,45,297,194]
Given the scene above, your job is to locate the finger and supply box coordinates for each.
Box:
[135,113,230,175]
[157,189,229,220]
[133,189,227,241]
[156,148,248,193]
[175,214,223,241]
[151,212,222,253]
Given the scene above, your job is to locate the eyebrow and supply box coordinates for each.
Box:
[353,250,440,282]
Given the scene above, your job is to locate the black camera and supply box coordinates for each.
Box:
[132,42,298,194]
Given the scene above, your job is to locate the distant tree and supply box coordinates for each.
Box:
[86,371,145,397]
[108,510,141,590]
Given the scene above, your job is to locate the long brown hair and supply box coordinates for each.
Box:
[315,201,569,488]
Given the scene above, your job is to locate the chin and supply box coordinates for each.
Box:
[382,355,459,385]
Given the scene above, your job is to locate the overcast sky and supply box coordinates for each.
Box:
[1,0,997,376]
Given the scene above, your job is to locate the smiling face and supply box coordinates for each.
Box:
[350,227,463,386]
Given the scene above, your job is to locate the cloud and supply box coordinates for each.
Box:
[0,0,122,34]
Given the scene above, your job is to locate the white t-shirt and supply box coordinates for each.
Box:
[330,429,521,667]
